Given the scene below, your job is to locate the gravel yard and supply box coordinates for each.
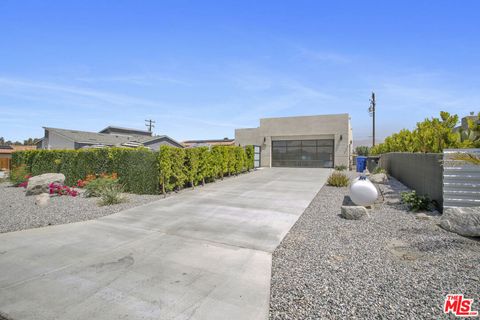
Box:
[0,182,165,233]
[270,174,480,319]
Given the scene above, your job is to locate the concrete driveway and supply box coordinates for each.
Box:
[0,168,330,320]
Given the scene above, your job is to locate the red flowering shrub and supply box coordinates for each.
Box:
[49,183,78,197]
[18,175,31,188]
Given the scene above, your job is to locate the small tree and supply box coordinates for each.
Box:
[171,148,186,191]
[210,146,224,180]
[245,145,255,171]
[197,147,211,185]
[184,148,200,189]
[158,146,173,194]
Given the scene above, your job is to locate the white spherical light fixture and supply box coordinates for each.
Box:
[349,176,378,206]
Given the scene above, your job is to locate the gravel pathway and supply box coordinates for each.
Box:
[0,182,165,233]
[270,174,480,319]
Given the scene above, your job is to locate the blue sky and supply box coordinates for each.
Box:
[1,1,479,144]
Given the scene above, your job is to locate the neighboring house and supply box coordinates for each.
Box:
[182,138,235,148]
[235,114,352,168]
[0,145,37,171]
[38,126,183,150]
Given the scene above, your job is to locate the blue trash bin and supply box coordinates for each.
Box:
[356,156,367,173]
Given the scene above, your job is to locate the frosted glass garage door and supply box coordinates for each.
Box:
[271,139,334,168]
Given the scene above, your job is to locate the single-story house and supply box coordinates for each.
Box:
[38,126,183,150]
[0,145,37,171]
[235,114,352,168]
[182,138,235,148]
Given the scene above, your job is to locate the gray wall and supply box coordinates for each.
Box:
[380,152,443,208]
[144,139,181,151]
[44,130,75,150]
[235,114,352,167]
[443,148,480,207]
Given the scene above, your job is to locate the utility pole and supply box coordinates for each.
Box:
[145,119,156,132]
[368,92,376,147]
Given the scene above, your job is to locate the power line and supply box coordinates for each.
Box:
[368,92,376,147]
[145,119,156,132]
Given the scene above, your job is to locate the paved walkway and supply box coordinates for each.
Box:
[0,168,330,320]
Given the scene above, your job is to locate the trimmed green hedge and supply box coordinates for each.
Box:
[12,145,254,195]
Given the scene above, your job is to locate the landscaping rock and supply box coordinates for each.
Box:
[440,206,480,237]
[341,205,369,220]
[26,173,65,196]
[370,173,388,184]
[34,193,50,207]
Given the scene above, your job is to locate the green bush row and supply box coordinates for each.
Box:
[158,145,254,193]
[12,145,255,195]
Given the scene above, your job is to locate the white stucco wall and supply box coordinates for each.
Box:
[235,114,352,167]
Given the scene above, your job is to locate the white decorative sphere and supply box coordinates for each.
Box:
[349,177,378,206]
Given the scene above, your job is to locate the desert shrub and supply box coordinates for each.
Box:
[98,183,125,206]
[85,176,119,197]
[334,165,347,171]
[372,167,387,174]
[9,164,30,186]
[401,191,431,212]
[327,171,350,187]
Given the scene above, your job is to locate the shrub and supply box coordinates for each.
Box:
[355,146,370,156]
[184,148,200,188]
[98,183,125,206]
[197,147,211,185]
[85,177,119,197]
[401,191,431,212]
[327,171,350,187]
[245,145,255,171]
[372,167,387,174]
[10,165,30,186]
[13,145,254,195]
[334,165,347,171]
[49,183,78,197]
[110,148,159,194]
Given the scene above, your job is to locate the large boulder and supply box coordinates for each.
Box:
[440,207,480,237]
[26,173,65,196]
[341,205,370,220]
[370,173,388,184]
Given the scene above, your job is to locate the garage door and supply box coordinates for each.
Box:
[271,139,334,168]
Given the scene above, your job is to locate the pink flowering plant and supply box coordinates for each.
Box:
[49,183,78,197]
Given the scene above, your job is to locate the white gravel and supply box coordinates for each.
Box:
[270,174,480,319]
[0,182,165,234]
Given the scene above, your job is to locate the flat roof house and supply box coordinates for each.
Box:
[38,126,183,150]
[235,114,352,168]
